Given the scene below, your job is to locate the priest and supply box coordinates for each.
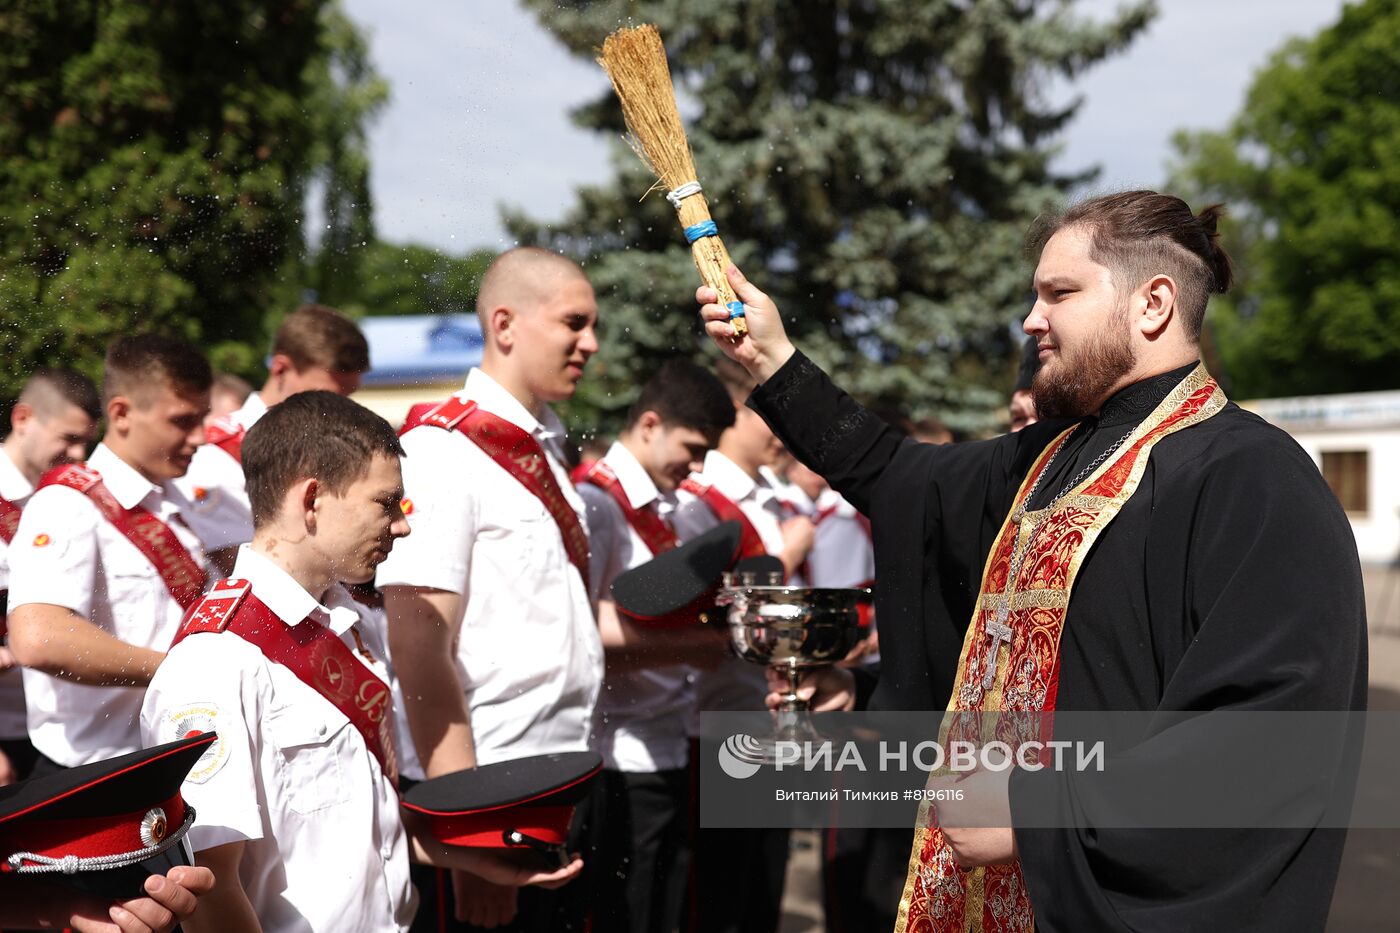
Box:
[695,190,1367,932]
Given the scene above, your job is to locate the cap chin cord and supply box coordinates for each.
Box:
[5,805,197,875]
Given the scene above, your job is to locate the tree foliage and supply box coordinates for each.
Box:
[329,242,496,319]
[0,0,383,400]
[512,0,1153,430]
[1170,0,1400,399]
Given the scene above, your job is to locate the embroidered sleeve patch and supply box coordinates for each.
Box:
[163,704,230,784]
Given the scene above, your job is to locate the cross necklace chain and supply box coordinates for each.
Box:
[978,426,1135,691]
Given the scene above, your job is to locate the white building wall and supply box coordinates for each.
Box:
[1287,429,1400,565]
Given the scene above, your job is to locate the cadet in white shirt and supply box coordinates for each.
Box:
[175,304,369,575]
[0,369,101,786]
[141,392,580,933]
[577,360,734,933]
[670,359,815,933]
[378,247,603,931]
[8,337,212,774]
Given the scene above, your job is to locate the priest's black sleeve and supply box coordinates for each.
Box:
[1009,419,1368,932]
[746,350,912,516]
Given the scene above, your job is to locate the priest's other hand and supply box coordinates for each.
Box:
[926,760,1017,869]
[697,264,796,383]
[765,664,856,712]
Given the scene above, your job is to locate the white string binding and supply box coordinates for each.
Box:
[666,180,703,210]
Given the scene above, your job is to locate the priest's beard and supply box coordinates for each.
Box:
[1032,310,1136,419]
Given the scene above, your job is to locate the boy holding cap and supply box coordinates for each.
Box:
[575,359,733,933]
[140,392,580,933]
[0,734,217,933]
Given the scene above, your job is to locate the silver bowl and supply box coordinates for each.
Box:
[717,574,867,715]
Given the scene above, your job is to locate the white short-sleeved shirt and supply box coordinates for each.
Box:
[0,449,35,740]
[141,547,415,933]
[673,450,796,720]
[8,444,208,767]
[376,369,602,772]
[808,488,875,589]
[174,393,268,551]
[580,442,691,773]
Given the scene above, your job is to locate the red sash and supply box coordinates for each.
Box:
[679,478,768,561]
[579,460,677,557]
[203,417,245,463]
[173,579,398,786]
[0,495,21,545]
[403,397,591,582]
[0,495,21,638]
[40,464,206,611]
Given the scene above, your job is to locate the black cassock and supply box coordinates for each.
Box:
[750,353,1368,932]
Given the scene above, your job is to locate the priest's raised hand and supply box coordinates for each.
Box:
[696,264,796,384]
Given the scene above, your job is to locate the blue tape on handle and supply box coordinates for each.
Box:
[726,301,746,319]
[684,220,719,244]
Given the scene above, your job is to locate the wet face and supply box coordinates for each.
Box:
[13,402,97,477]
[637,416,711,493]
[115,384,210,481]
[1022,226,1136,419]
[315,453,410,585]
[512,276,600,403]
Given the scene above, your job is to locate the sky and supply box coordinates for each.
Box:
[340,0,1350,253]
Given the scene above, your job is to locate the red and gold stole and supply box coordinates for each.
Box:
[403,397,591,582]
[39,464,206,612]
[895,364,1226,933]
[174,579,399,786]
[579,459,678,557]
[679,478,768,562]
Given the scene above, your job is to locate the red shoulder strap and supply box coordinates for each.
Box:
[40,464,206,611]
[400,396,474,436]
[580,461,677,557]
[0,494,22,546]
[203,418,245,463]
[680,478,768,561]
[409,399,590,583]
[174,580,398,786]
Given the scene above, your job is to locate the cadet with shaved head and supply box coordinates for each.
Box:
[378,246,603,932]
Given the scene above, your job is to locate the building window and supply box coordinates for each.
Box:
[1320,450,1369,516]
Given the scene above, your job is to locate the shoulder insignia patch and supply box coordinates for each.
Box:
[164,703,229,784]
[183,579,251,634]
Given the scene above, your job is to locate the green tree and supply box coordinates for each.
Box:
[1170,0,1400,399]
[304,3,389,309]
[511,0,1153,430]
[332,242,496,318]
[0,0,382,399]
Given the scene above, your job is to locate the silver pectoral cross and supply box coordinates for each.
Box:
[980,612,1014,691]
